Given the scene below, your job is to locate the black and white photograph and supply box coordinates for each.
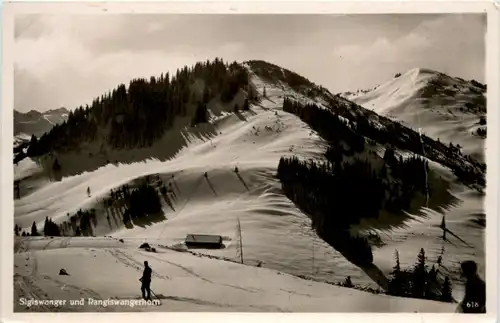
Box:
[3,2,498,319]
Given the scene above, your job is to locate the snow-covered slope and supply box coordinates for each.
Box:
[14,108,69,138]
[341,68,486,162]
[14,133,31,146]
[13,236,456,312]
[13,62,485,312]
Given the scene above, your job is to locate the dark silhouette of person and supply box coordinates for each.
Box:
[204,172,208,179]
[460,260,486,313]
[140,261,152,300]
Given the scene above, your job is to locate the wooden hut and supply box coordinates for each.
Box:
[185,234,223,249]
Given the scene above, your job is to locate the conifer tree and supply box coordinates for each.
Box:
[53,158,61,172]
[43,216,49,236]
[412,248,427,298]
[393,249,401,273]
[31,221,39,236]
[203,86,210,103]
[388,249,406,296]
[440,276,453,302]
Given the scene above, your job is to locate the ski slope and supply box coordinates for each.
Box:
[343,68,486,162]
[13,72,484,311]
[12,236,458,313]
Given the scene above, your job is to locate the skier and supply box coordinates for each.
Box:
[459,260,486,313]
[234,166,239,174]
[139,261,152,301]
[87,186,91,197]
[204,172,208,179]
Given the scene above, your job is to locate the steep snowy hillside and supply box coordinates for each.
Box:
[13,59,485,312]
[14,108,69,138]
[341,68,486,162]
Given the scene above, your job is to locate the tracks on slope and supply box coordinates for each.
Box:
[103,249,170,281]
[14,252,55,312]
[144,253,261,294]
[42,238,58,251]
[14,248,104,312]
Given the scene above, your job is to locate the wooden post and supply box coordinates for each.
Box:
[440,215,446,240]
[237,217,243,264]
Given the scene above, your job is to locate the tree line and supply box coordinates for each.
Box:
[26,58,250,157]
[295,95,485,189]
[277,98,438,268]
[15,174,175,237]
[388,248,453,303]
[279,97,459,301]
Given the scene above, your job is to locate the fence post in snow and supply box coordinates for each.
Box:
[237,217,244,264]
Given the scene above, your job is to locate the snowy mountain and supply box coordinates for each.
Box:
[13,59,485,312]
[14,107,69,138]
[340,68,486,162]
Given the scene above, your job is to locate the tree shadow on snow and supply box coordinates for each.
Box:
[131,211,167,229]
[236,173,250,191]
[34,118,220,182]
[162,195,176,212]
[234,111,248,122]
[246,108,258,116]
[204,178,218,197]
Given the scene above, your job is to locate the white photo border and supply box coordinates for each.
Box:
[1,1,498,323]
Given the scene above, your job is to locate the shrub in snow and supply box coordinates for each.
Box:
[59,268,69,276]
[343,276,354,288]
[476,128,486,138]
[139,243,151,249]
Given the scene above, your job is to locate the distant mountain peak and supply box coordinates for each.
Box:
[14,107,69,137]
[339,67,486,162]
[46,107,69,114]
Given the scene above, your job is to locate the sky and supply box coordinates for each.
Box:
[14,13,486,113]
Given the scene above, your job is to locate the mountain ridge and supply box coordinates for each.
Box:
[14,107,70,138]
[339,67,486,162]
[20,59,485,191]
[14,58,485,309]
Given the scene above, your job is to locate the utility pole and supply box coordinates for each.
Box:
[312,234,315,275]
[440,215,446,240]
[237,217,243,264]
